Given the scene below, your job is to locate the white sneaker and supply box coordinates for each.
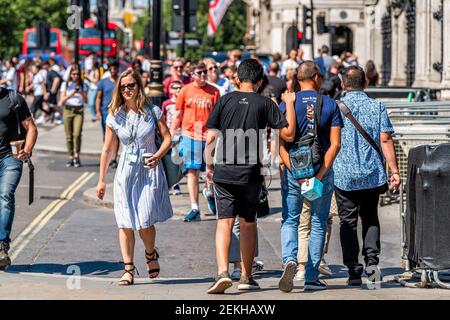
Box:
[35,116,45,125]
[294,269,305,281]
[252,260,264,273]
[319,258,332,276]
[230,268,241,281]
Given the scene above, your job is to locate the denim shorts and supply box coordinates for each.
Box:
[179,136,206,173]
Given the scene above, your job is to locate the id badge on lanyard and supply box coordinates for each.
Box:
[125,113,140,163]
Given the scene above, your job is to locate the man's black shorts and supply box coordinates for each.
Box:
[214,181,262,223]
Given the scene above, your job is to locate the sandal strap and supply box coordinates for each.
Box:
[145,249,159,263]
[122,262,139,276]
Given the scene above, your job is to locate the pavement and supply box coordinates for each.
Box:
[34,118,104,156]
[1,119,450,300]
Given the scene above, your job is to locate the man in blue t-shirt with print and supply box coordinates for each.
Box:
[278,61,343,292]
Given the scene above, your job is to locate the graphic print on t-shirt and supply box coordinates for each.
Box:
[186,94,215,110]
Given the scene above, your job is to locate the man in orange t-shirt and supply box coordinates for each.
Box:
[171,61,220,222]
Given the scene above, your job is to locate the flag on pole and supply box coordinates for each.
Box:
[208,0,234,36]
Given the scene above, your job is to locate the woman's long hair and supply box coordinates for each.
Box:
[109,68,150,117]
[365,60,379,87]
[68,64,83,87]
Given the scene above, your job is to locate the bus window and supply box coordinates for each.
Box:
[26,31,58,47]
[80,28,116,39]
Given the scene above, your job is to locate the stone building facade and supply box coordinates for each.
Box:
[245,0,450,95]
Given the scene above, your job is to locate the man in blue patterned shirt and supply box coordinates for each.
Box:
[334,66,401,287]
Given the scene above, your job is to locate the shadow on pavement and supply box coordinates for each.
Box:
[140,277,215,285]
[6,261,123,276]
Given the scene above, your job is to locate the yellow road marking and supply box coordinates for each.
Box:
[9,172,96,262]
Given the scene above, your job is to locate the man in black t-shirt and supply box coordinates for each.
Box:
[0,88,38,269]
[45,58,62,123]
[205,59,296,294]
[268,62,287,104]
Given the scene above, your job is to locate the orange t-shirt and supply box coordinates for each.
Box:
[175,82,220,140]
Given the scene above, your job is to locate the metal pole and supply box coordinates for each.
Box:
[149,0,164,105]
[310,0,315,57]
[74,0,80,67]
[75,28,80,67]
[100,25,104,67]
[180,0,188,57]
[146,0,151,56]
[295,6,299,49]
[152,0,161,60]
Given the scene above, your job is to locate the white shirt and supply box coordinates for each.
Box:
[5,67,18,90]
[32,70,47,96]
[142,59,151,73]
[281,59,299,77]
[208,77,233,96]
[60,81,87,106]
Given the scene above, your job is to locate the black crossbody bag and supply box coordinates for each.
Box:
[336,100,389,194]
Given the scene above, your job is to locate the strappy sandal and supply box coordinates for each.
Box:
[145,249,160,279]
[118,262,139,286]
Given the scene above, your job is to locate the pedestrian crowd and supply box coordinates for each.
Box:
[0,45,399,295]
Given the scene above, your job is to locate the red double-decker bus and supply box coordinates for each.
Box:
[21,28,72,61]
[79,19,124,59]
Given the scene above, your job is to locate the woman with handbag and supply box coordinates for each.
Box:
[96,68,173,286]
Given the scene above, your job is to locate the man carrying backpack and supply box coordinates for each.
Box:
[278,61,342,291]
[0,87,37,268]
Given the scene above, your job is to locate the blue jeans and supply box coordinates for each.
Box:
[0,154,23,245]
[101,110,108,140]
[281,167,334,282]
[87,88,98,118]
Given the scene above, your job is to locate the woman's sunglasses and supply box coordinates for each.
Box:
[208,66,218,71]
[119,82,137,91]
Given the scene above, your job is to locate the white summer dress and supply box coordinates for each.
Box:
[106,106,173,230]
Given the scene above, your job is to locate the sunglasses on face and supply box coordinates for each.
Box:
[174,65,183,70]
[119,82,137,91]
[194,69,207,76]
[208,66,218,71]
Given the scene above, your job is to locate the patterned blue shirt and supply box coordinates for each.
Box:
[334,91,394,191]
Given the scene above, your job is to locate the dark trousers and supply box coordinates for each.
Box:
[335,186,381,277]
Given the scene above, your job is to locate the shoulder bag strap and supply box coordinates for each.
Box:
[149,105,160,135]
[336,100,384,162]
[314,93,323,137]
[8,89,23,137]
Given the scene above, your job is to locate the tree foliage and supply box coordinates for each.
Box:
[131,0,247,60]
[188,0,247,61]
[0,0,69,58]
[0,0,247,60]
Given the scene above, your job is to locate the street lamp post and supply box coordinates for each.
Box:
[73,0,80,67]
[149,0,164,106]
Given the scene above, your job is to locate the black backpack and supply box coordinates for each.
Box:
[7,89,27,141]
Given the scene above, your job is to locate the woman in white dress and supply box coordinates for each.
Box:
[96,68,173,286]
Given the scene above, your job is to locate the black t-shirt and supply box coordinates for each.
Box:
[268,76,287,104]
[46,69,62,93]
[320,72,342,99]
[206,91,288,185]
[0,89,32,158]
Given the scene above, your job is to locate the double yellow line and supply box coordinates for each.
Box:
[9,172,96,262]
